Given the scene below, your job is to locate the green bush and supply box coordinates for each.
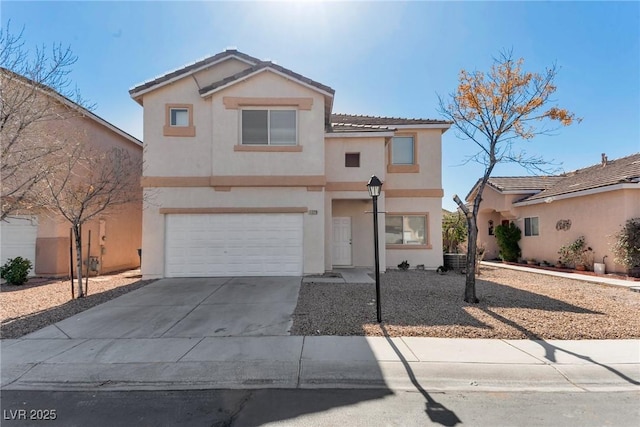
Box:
[611,218,640,270]
[494,222,521,262]
[1,256,33,285]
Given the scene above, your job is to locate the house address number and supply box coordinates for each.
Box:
[556,219,571,231]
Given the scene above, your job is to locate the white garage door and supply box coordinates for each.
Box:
[1,215,38,275]
[165,213,303,277]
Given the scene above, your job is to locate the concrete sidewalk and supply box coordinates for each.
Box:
[481,261,640,291]
[2,335,638,392]
[2,273,639,393]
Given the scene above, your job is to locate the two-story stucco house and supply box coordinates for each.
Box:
[129,50,450,279]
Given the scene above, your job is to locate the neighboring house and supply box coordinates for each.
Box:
[0,71,143,277]
[129,49,451,279]
[468,153,640,273]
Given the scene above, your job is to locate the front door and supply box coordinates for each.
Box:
[332,217,352,266]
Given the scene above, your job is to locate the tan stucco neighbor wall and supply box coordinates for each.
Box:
[29,101,142,276]
[476,188,640,274]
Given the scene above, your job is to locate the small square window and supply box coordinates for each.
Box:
[345,153,360,167]
[164,104,195,137]
[170,108,189,127]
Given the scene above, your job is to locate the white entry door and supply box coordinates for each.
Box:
[332,217,352,266]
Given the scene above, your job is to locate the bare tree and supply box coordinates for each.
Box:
[438,50,579,303]
[39,143,142,298]
[1,22,91,220]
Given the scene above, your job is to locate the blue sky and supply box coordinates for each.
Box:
[3,1,639,211]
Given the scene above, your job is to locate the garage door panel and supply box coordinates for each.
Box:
[165,214,303,277]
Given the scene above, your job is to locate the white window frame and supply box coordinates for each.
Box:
[524,217,539,236]
[169,108,190,127]
[240,108,298,146]
[391,136,415,165]
[385,214,427,245]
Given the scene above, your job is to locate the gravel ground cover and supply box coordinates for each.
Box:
[1,271,155,339]
[291,265,640,339]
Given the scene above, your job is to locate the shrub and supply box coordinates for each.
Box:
[0,257,33,285]
[558,236,593,268]
[442,211,467,253]
[494,222,521,262]
[611,218,640,270]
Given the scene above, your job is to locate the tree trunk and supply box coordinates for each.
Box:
[465,215,479,303]
[453,194,480,304]
[72,222,84,298]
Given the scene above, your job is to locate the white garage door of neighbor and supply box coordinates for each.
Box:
[165,213,303,277]
[1,216,38,275]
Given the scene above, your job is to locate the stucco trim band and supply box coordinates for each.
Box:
[142,176,326,188]
[141,176,210,187]
[223,97,313,110]
[159,207,309,214]
[210,175,326,187]
[385,189,444,198]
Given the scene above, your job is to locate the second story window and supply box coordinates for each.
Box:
[345,153,360,167]
[170,108,189,127]
[163,103,195,137]
[391,136,414,164]
[242,109,296,145]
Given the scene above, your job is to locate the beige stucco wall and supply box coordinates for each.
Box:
[385,197,443,269]
[477,187,640,274]
[325,137,387,182]
[384,129,443,190]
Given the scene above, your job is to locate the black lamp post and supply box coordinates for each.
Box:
[367,175,383,323]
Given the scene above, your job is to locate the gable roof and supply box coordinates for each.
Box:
[466,153,640,204]
[129,50,261,100]
[198,60,334,98]
[129,49,336,127]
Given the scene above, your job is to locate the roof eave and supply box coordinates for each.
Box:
[513,182,640,207]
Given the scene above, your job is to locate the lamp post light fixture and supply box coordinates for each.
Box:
[367,175,383,323]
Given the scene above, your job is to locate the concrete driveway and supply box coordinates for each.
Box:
[26,277,302,340]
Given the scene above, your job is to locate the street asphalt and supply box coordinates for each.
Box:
[1,269,639,393]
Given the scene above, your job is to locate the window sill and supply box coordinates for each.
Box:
[234,145,302,152]
[387,164,420,173]
[386,244,432,250]
[163,125,196,137]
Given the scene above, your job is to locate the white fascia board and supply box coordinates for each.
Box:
[129,54,257,99]
[325,132,395,138]
[512,183,639,207]
[392,124,452,130]
[501,190,541,195]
